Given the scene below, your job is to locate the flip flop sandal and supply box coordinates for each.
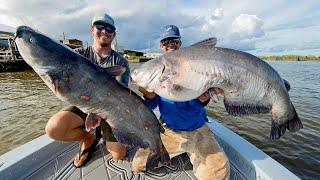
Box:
[73,126,102,168]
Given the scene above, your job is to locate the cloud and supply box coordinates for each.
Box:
[0,24,15,33]
[212,8,223,20]
[210,13,265,51]
[0,0,319,55]
[231,14,264,39]
[201,8,223,33]
[254,25,320,55]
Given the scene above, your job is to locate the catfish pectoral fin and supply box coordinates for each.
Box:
[85,113,101,132]
[42,74,57,94]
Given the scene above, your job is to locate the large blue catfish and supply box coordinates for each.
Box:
[131,44,303,140]
[14,26,169,169]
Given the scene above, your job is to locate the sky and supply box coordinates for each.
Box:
[0,0,319,56]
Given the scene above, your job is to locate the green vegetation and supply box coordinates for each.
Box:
[259,55,320,61]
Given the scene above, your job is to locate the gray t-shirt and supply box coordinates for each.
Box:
[75,46,130,86]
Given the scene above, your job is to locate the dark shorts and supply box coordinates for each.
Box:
[61,106,117,142]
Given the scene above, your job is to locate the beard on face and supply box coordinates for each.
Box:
[98,34,113,47]
[100,42,109,47]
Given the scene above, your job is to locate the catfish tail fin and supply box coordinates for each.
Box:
[146,142,170,171]
[269,103,303,140]
[286,104,303,132]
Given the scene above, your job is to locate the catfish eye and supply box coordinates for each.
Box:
[29,37,35,43]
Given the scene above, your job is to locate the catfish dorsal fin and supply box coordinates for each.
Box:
[283,78,291,91]
[190,37,217,48]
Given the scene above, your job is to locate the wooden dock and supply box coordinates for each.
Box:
[0,48,32,73]
[0,31,32,72]
[0,59,32,73]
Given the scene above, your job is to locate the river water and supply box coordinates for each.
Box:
[0,61,319,179]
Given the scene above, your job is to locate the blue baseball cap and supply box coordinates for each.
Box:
[92,13,115,29]
[160,25,181,42]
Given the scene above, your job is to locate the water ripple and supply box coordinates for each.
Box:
[0,62,319,179]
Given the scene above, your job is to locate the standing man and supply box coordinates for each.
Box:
[135,25,230,180]
[45,13,129,167]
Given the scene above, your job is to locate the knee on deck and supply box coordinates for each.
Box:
[45,115,69,140]
[202,152,230,180]
[106,142,127,160]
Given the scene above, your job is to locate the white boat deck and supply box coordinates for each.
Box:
[0,136,245,180]
[22,141,246,180]
[0,118,300,180]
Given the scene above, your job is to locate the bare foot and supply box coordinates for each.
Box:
[131,148,149,173]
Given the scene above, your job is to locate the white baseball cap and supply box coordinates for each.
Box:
[91,13,115,29]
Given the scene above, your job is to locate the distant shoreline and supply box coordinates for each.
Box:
[126,54,320,62]
[259,55,320,61]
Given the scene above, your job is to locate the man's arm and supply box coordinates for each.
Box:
[198,92,210,106]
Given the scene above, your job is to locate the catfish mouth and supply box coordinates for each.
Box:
[131,63,165,91]
[145,66,164,91]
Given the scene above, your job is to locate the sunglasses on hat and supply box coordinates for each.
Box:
[94,24,115,33]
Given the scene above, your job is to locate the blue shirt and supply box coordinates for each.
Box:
[144,96,208,131]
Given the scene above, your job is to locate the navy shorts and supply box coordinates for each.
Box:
[61,106,117,142]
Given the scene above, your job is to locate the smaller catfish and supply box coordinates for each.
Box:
[131,39,302,140]
[14,26,169,170]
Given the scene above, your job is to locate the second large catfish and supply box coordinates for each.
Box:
[131,46,303,140]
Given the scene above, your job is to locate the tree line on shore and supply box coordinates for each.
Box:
[259,55,320,61]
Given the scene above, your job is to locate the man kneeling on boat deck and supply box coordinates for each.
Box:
[45,13,129,167]
[135,25,230,180]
